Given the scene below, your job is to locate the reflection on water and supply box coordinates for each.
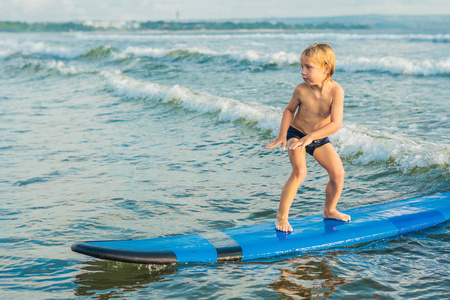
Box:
[270,255,349,299]
[74,260,177,298]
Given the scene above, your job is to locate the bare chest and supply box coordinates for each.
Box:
[298,96,332,118]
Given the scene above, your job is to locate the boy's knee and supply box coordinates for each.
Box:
[292,168,307,181]
[330,168,345,183]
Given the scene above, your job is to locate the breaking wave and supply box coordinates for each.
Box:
[118,46,450,76]
[114,46,450,76]
[2,40,448,76]
[19,60,94,75]
[334,123,449,173]
[101,71,449,173]
[101,71,282,132]
[0,39,84,59]
[119,46,299,66]
[338,56,450,76]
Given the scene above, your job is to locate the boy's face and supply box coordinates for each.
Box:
[300,56,329,85]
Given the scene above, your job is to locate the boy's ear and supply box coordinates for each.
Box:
[324,64,331,74]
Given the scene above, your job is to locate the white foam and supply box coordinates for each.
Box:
[122,46,168,58]
[0,39,83,59]
[226,50,299,65]
[122,46,219,58]
[116,46,299,66]
[334,123,450,172]
[338,56,450,76]
[46,60,87,75]
[20,59,91,75]
[0,49,13,59]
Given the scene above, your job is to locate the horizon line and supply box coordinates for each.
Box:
[2,13,449,23]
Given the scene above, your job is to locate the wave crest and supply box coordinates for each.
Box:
[79,45,118,59]
[19,60,93,75]
[102,71,281,132]
[117,46,449,76]
[0,39,84,59]
[120,46,299,66]
[334,124,450,173]
[338,56,450,76]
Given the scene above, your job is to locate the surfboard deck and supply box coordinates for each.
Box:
[72,192,450,264]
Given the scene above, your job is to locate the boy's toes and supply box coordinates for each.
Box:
[324,210,351,222]
[275,218,293,232]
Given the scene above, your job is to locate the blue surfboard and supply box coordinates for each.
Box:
[72,192,450,264]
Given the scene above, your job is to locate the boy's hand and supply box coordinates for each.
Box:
[288,135,313,151]
[265,137,287,151]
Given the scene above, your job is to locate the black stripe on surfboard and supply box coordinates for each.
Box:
[199,231,243,262]
[71,241,177,264]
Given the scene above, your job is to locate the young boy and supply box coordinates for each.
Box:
[265,43,350,232]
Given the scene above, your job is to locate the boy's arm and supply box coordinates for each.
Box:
[265,86,300,150]
[289,85,344,150]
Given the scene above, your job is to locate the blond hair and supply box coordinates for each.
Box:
[301,43,335,81]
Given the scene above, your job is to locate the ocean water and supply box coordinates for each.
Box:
[1,26,449,299]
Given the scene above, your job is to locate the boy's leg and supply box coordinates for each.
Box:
[312,143,350,222]
[276,138,307,232]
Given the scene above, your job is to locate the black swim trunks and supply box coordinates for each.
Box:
[286,126,331,156]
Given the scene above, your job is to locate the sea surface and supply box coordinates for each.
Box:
[1,24,449,299]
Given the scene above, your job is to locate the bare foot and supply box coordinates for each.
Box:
[275,217,293,232]
[323,210,351,222]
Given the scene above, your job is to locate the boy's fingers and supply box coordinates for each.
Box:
[265,139,288,150]
[265,140,278,149]
[265,140,274,149]
[289,141,305,151]
[289,142,299,150]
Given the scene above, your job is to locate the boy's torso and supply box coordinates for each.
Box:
[291,82,337,134]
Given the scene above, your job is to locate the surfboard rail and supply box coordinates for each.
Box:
[72,191,450,264]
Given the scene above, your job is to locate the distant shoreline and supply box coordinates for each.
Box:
[2,15,449,33]
[0,20,370,33]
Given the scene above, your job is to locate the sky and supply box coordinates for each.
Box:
[1,0,449,22]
